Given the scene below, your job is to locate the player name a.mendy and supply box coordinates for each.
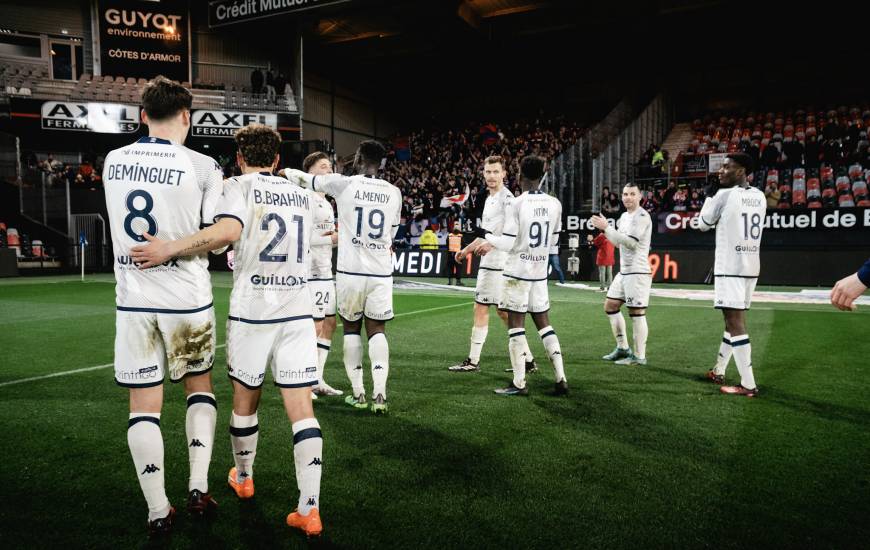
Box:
[354,190,390,204]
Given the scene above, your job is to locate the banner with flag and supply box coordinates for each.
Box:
[394,136,411,161]
[479,123,499,145]
[439,185,471,208]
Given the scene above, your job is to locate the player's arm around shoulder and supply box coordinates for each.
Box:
[130,217,243,269]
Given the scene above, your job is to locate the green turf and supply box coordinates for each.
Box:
[0,275,868,549]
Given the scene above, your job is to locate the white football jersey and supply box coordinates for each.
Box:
[699,185,766,277]
[500,190,562,281]
[311,174,402,277]
[215,172,312,321]
[309,192,335,281]
[615,208,652,274]
[103,136,223,311]
[479,186,514,269]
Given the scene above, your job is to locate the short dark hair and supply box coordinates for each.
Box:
[302,151,329,173]
[727,152,754,173]
[356,140,386,167]
[141,76,192,122]
[235,124,281,167]
[624,182,639,189]
[484,155,504,168]
[520,155,545,181]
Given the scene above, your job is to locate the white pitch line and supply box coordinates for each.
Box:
[0,301,471,388]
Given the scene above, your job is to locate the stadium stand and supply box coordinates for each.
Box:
[632,105,870,214]
[0,59,298,112]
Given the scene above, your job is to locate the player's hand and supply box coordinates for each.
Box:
[590,214,609,231]
[475,242,494,256]
[129,232,175,269]
[323,230,338,245]
[830,272,867,311]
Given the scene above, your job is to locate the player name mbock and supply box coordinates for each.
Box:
[253,189,309,208]
[106,163,185,186]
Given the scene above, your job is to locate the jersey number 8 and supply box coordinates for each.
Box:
[123,190,158,242]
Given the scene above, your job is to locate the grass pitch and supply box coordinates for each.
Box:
[0,274,868,549]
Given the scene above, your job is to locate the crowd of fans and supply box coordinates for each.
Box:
[20,151,104,189]
[378,117,584,240]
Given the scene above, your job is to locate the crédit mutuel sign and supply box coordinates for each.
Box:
[208,0,351,27]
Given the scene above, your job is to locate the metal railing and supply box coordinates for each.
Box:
[591,94,675,211]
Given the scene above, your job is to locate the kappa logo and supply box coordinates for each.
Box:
[306,497,317,506]
[141,464,160,475]
[308,457,322,466]
[354,365,363,370]
[189,439,206,448]
[373,364,384,370]
[236,450,252,456]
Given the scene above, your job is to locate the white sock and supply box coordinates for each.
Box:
[128,413,170,521]
[186,392,216,493]
[369,333,389,399]
[508,328,528,389]
[343,332,364,397]
[469,325,488,364]
[522,338,535,364]
[229,411,258,481]
[630,314,648,359]
[607,310,629,349]
[714,332,732,375]
[292,418,323,516]
[538,326,566,382]
[730,334,756,389]
[316,338,331,386]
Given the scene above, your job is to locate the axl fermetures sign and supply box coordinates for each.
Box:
[41,102,140,133]
[208,0,351,28]
[191,110,278,138]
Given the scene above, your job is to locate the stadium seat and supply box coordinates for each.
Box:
[849,164,863,179]
[838,195,855,207]
[857,199,870,207]
[836,177,851,193]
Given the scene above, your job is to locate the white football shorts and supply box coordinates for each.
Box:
[475,267,505,306]
[498,276,550,314]
[607,272,652,309]
[114,305,216,387]
[226,315,318,389]
[309,278,337,320]
[336,273,394,322]
[714,276,757,310]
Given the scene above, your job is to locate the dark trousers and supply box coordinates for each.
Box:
[447,252,462,282]
[549,254,565,284]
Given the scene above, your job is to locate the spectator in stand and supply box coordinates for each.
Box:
[652,146,665,177]
[823,138,844,167]
[273,72,287,104]
[265,69,276,103]
[588,230,615,291]
[688,190,703,211]
[672,188,688,212]
[419,225,438,250]
[765,180,781,209]
[250,67,263,94]
[643,190,658,214]
[782,137,804,168]
[760,143,780,169]
[602,191,621,216]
